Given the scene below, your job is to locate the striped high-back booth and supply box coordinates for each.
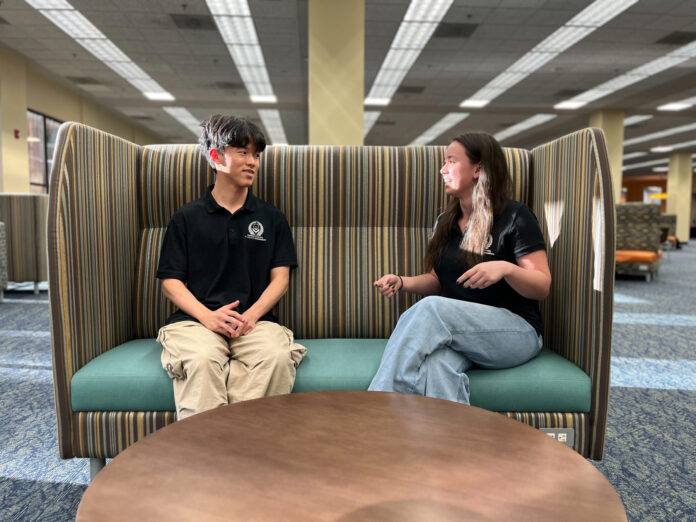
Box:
[48,123,614,461]
[0,193,48,286]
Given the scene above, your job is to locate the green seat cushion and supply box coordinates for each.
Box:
[293,339,387,392]
[294,341,590,412]
[71,338,590,414]
[71,339,175,411]
[468,348,591,412]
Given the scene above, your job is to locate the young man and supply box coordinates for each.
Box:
[156,115,306,420]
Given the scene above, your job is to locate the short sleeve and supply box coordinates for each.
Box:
[512,205,547,258]
[156,213,188,281]
[270,213,298,269]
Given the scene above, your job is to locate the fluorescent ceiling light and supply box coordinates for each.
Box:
[206,0,250,16]
[556,39,696,110]
[622,151,647,160]
[26,0,174,101]
[459,99,490,109]
[462,0,637,109]
[658,102,692,111]
[622,158,669,171]
[364,111,381,138]
[392,22,439,49]
[227,45,265,67]
[206,1,278,106]
[669,40,696,58]
[26,0,71,8]
[624,115,653,126]
[382,49,421,71]
[250,94,277,103]
[494,114,557,142]
[652,138,696,152]
[105,61,149,80]
[214,15,258,45]
[555,100,586,110]
[144,92,175,101]
[533,25,594,53]
[623,122,696,146]
[652,166,669,172]
[509,53,556,73]
[372,68,410,89]
[258,109,288,145]
[40,8,104,38]
[365,0,454,106]
[566,0,639,27]
[365,97,391,106]
[657,95,696,112]
[403,0,452,22]
[163,107,201,136]
[76,38,130,62]
[409,112,469,145]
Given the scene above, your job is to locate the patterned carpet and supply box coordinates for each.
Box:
[0,247,694,521]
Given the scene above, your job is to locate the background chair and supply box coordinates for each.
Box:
[615,202,662,281]
[0,193,49,292]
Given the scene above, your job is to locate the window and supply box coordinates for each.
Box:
[26,110,62,194]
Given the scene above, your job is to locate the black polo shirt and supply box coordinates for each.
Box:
[434,200,546,335]
[157,185,297,325]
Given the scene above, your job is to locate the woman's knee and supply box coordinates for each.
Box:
[402,295,447,321]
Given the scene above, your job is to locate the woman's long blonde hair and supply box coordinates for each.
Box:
[424,132,511,270]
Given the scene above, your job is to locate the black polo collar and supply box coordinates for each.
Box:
[204,184,258,214]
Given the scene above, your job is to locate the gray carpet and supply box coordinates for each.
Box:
[0,246,694,520]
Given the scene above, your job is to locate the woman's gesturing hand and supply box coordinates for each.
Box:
[373,274,402,298]
[456,261,511,290]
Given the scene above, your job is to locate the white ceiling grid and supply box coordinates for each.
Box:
[0,0,695,172]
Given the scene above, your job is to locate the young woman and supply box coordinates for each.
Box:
[368,132,551,404]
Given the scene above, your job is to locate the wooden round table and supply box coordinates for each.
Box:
[77,391,626,521]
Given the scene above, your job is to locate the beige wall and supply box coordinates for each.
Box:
[0,44,161,192]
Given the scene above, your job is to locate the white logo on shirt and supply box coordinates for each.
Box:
[245,220,266,241]
[484,234,494,256]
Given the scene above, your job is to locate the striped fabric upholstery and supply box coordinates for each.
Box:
[135,145,215,338]
[257,146,530,339]
[531,128,615,459]
[0,193,48,283]
[49,123,613,460]
[48,123,141,459]
[0,222,7,294]
[72,411,176,459]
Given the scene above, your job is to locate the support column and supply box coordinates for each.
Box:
[666,152,693,243]
[308,0,364,145]
[590,110,625,204]
[0,46,30,192]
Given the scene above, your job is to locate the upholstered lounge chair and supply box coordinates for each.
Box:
[615,203,662,281]
[0,193,49,292]
[658,213,678,249]
[48,124,615,476]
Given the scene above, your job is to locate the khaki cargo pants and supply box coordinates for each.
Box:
[157,320,306,420]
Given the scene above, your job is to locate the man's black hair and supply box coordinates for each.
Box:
[199,114,267,168]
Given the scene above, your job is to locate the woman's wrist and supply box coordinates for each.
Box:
[397,275,404,292]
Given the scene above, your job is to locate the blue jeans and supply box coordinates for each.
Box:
[368,296,543,404]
